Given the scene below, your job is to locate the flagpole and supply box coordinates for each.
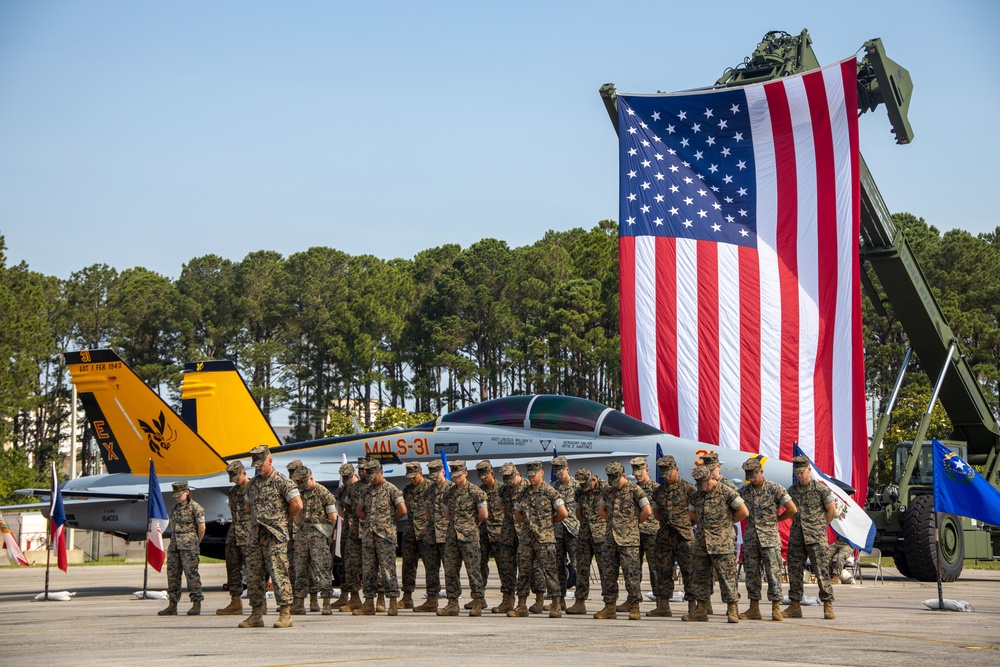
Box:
[44,516,52,600]
[142,521,150,599]
[934,509,945,611]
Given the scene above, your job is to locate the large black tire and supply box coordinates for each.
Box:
[902,493,964,582]
[892,545,914,579]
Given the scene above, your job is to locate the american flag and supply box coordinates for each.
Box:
[617,58,868,499]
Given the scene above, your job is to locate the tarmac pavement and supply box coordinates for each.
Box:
[1,562,998,666]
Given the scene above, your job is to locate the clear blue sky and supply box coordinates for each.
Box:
[1,1,997,280]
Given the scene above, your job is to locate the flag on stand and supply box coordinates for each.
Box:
[616,58,868,501]
[933,439,1000,527]
[793,444,874,552]
[441,450,451,481]
[146,460,169,572]
[49,462,68,572]
[0,513,29,567]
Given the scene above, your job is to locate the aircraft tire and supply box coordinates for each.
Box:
[902,493,963,582]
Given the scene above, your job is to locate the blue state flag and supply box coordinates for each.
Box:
[655,443,665,484]
[551,448,559,484]
[441,449,451,481]
[933,439,1000,527]
[793,444,875,552]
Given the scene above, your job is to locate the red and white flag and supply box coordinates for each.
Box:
[49,462,68,572]
[1,514,29,567]
[617,58,868,499]
[146,460,169,572]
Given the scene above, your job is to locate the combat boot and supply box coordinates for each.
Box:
[686,599,697,617]
[469,598,483,617]
[771,600,783,621]
[681,601,708,622]
[506,596,529,617]
[400,591,414,609]
[739,599,761,620]
[593,602,617,619]
[566,598,588,615]
[705,599,714,616]
[436,598,460,616]
[727,602,739,623]
[823,601,835,620]
[492,593,514,614]
[549,597,563,618]
[628,603,641,620]
[413,595,439,613]
[783,600,803,618]
[331,589,349,609]
[615,600,630,612]
[290,597,306,615]
[387,597,398,617]
[186,601,201,616]
[216,595,244,615]
[238,604,265,628]
[353,597,376,616]
[322,597,333,615]
[339,591,362,613]
[528,592,545,614]
[309,592,320,612]
[464,599,474,609]
[157,601,178,616]
[376,593,386,612]
[273,605,293,628]
[646,598,671,617]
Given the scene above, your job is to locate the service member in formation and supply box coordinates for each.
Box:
[627,456,659,613]
[340,458,373,612]
[239,445,303,629]
[289,466,338,615]
[217,460,251,616]
[739,457,796,621]
[159,481,206,616]
[413,459,452,613]
[685,465,748,623]
[400,461,432,609]
[700,451,736,615]
[647,455,695,618]
[355,458,407,616]
[594,461,651,621]
[285,459,318,612]
[508,460,568,618]
[569,468,608,615]
[438,460,489,617]
[785,455,837,620]
[332,462,358,611]
[493,463,527,614]
[550,456,579,613]
[474,460,504,611]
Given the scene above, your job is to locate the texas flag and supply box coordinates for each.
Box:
[49,462,68,572]
[146,460,169,572]
[1,513,29,567]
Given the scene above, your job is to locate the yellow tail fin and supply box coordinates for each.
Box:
[180,360,280,457]
[65,350,227,476]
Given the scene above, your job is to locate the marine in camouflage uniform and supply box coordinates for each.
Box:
[828,537,854,584]
[569,468,607,614]
[786,455,836,620]
[629,456,659,612]
[702,451,737,612]
[648,455,695,618]
[290,466,338,614]
[492,463,526,614]
[412,459,453,612]
[475,460,503,609]
[739,457,796,621]
[550,456,579,608]
[240,445,302,629]
[686,465,747,623]
[333,462,358,609]
[160,481,205,616]
[508,460,567,618]
[438,460,489,616]
[338,459,370,611]
[355,458,407,616]
[400,461,431,609]
[217,461,251,615]
[594,461,651,621]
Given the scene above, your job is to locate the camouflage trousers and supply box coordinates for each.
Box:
[477,532,501,591]
[400,531,423,594]
[638,531,658,594]
[224,537,247,594]
[516,539,559,598]
[689,542,739,604]
[362,534,399,598]
[597,540,641,605]
[423,540,445,595]
[247,528,293,607]
[293,528,334,599]
[444,536,485,600]
[828,541,854,579]
[496,542,518,595]
[340,532,362,594]
[553,530,577,597]
[166,546,203,603]
[573,534,601,600]
[742,537,783,601]
[652,528,694,601]
[787,535,833,602]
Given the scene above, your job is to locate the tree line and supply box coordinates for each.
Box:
[1,213,997,497]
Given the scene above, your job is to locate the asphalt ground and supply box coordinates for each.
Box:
[1,562,998,667]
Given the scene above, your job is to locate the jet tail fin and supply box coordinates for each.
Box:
[65,350,227,476]
[180,360,280,458]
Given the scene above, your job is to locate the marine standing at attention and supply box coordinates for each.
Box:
[159,481,205,616]
[217,461,250,616]
[785,455,837,620]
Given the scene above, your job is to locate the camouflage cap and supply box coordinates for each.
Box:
[250,445,270,466]
[226,460,245,481]
[339,462,355,478]
[742,457,762,477]
[629,456,648,470]
[792,455,811,470]
[286,459,304,472]
[605,461,624,477]
[525,461,543,475]
[291,466,311,482]
[171,481,189,498]
[551,456,568,469]
[499,463,517,480]
[691,465,711,482]
[364,458,382,472]
[574,468,592,483]
[427,459,443,473]
[449,459,467,474]
[656,455,676,473]
[701,452,721,468]
[404,461,422,478]
[475,460,493,476]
